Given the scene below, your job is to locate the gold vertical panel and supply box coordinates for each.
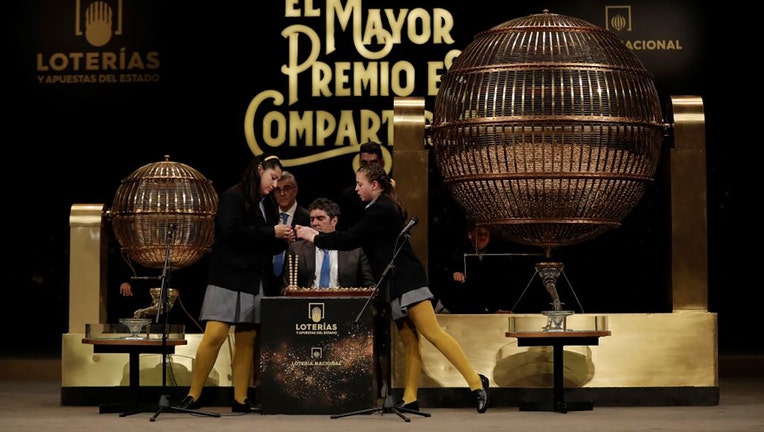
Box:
[392,312,717,388]
[393,97,428,267]
[61,333,233,387]
[68,204,107,332]
[669,96,708,311]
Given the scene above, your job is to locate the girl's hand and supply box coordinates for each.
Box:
[295,225,318,243]
[276,224,296,241]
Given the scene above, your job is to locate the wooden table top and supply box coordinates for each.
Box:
[82,338,187,347]
[506,330,611,339]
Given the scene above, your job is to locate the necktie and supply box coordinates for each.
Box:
[273,213,290,276]
[319,249,331,288]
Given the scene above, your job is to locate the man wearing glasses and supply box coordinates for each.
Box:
[272,171,310,284]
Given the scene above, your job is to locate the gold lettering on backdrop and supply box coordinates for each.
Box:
[245,89,398,163]
[281,24,321,104]
[428,49,460,96]
[36,50,160,72]
[285,0,320,17]
[245,0,455,163]
[310,61,416,98]
[622,40,683,50]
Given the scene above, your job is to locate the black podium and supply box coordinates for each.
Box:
[259,297,376,414]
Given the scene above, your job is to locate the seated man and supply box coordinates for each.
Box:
[281,197,375,289]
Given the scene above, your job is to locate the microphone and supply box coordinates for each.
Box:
[398,217,418,238]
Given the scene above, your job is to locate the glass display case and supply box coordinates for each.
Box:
[85,323,185,341]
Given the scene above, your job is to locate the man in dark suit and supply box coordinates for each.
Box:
[336,141,386,231]
[272,171,311,288]
[282,197,375,289]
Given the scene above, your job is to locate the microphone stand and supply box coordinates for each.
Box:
[331,223,431,421]
[149,223,220,421]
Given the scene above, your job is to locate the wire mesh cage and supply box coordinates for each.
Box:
[431,10,665,251]
[109,156,218,269]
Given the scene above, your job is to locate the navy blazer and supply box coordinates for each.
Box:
[207,186,286,296]
[314,194,428,301]
[282,240,375,289]
[270,203,311,287]
[291,204,311,227]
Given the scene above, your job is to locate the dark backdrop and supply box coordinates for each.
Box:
[7,1,748,357]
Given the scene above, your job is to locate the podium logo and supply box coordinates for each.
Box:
[311,347,323,359]
[292,346,340,367]
[308,303,325,323]
[295,302,338,334]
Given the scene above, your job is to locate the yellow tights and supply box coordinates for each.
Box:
[397,301,482,404]
[186,321,257,404]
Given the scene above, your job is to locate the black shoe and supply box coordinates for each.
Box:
[395,399,420,411]
[178,395,201,410]
[472,374,489,413]
[232,398,259,413]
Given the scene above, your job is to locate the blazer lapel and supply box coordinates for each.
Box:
[305,244,317,286]
[336,250,350,287]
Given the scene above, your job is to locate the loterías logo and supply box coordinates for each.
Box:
[35,0,161,85]
[77,0,122,47]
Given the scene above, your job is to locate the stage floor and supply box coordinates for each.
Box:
[0,378,762,432]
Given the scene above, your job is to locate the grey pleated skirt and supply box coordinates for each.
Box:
[199,283,263,324]
[390,286,434,320]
